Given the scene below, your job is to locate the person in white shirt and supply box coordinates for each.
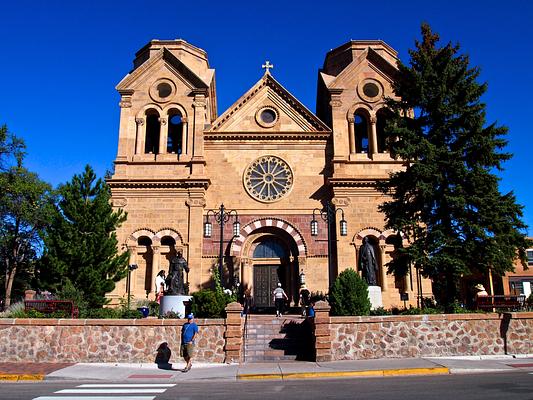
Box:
[272,283,288,317]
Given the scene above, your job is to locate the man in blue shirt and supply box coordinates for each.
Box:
[181,313,199,372]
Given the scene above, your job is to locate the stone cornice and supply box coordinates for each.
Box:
[327,177,383,187]
[204,131,330,141]
[107,178,210,189]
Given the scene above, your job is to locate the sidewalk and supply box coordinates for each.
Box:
[1,356,532,382]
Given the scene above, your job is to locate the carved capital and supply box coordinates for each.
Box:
[119,100,132,108]
[347,117,355,123]
[135,118,145,126]
[332,197,351,207]
[181,116,188,123]
[330,99,342,108]
[193,101,206,108]
[370,116,377,124]
[158,117,167,125]
[186,198,206,207]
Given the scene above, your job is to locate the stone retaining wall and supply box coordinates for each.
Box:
[329,312,532,360]
[0,306,531,363]
[0,318,226,363]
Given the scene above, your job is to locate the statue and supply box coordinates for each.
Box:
[358,237,378,286]
[166,251,190,295]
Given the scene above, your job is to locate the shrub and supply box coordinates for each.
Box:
[82,307,121,319]
[191,289,229,318]
[329,268,371,316]
[370,307,392,316]
[310,291,327,303]
[120,309,143,319]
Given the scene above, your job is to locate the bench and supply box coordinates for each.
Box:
[476,295,526,311]
[24,300,79,318]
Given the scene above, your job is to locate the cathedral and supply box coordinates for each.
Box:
[107,39,433,309]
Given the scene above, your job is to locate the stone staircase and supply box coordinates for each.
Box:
[243,314,315,362]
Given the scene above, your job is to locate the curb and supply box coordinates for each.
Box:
[0,374,45,381]
[237,367,450,380]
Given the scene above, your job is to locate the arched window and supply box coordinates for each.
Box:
[161,236,176,246]
[167,111,183,154]
[253,238,287,259]
[376,108,393,153]
[354,111,369,154]
[138,236,152,247]
[145,111,160,154]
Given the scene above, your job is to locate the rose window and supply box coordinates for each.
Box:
[244,156,293,202]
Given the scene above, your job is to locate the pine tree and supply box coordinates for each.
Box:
[40,165,129,308]
[378,24,531,310]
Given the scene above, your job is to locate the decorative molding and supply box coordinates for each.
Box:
[331,197,351,207]
[107,179,210,189]
[186,198,206,207]
[329,99,343,108]
[119,100,132,108]
[112,198,128,207]
[204,131,330,141]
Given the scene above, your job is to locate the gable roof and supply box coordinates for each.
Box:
[327,47,398,90]
[116,48,210,91]
[209,72,330,133]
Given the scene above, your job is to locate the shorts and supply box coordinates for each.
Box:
[180,343,195,358]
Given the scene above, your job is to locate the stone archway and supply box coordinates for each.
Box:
[234,220,305,310]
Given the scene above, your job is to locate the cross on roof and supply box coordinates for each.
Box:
[262,60,274,74]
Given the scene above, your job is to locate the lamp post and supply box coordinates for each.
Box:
[126,264,138,310]
[204,204,240,288]
[310,202,347,287]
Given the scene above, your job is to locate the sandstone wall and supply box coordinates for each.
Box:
[329,312,532,360]
[0,318,225,364]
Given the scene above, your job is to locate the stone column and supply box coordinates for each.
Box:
[158,117,168,155]
[347,117,355,154]
[380,245,387,292]
[116,90,133,161]
[151,245,160,298]
[191,90,207,175]
[135,118,146,155]
[313,300,332,362]
[186,194,206,292]
[181,117,188,155]
[370,116,378,155]
[224,302,243,363]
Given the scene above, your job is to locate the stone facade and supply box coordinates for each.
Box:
[107,38,433,309]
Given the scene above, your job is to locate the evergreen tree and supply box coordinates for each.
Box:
[378,24,531,310]
[40,165,128,308]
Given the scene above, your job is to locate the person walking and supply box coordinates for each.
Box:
[181,313,198,372]
[299,285,311,317]
[273,283,288,317]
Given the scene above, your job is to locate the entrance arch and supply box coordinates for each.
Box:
[236,221,304,310]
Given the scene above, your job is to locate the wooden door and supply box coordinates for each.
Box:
[253,265,279,307]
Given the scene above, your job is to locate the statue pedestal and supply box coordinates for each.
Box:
[368,286,383,310]
[160,295,192,318]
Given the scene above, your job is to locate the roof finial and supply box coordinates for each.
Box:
[262,60,274,74]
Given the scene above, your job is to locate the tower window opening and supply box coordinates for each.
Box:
[145,113,160,154]
[354,112,369,154]
[167,112,183,154]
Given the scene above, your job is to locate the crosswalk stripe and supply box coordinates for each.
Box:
[78,384,176,388]
[34,397,155,400]
[55,389,166,394]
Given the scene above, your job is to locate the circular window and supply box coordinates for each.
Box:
[255,106,279,128]
[260,109,277,124]
[244,156,293,202]
[157,82,172,98]
[357,79,383,103]
[363,83,379,98]
[149,79,176,103]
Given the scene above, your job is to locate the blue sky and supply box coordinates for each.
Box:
[1,0,532,234]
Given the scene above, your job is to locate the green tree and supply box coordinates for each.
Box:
[0,125,53,307]
[329,268,371,316]
[40,165,129,308]
[0,167,54,306]
[378,24,531,310]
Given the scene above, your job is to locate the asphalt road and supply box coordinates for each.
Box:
[1,372,532,400]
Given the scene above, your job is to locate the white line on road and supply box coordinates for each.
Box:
[34,397,155,400]
[55,389,166,394]
[78,384,176,388]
